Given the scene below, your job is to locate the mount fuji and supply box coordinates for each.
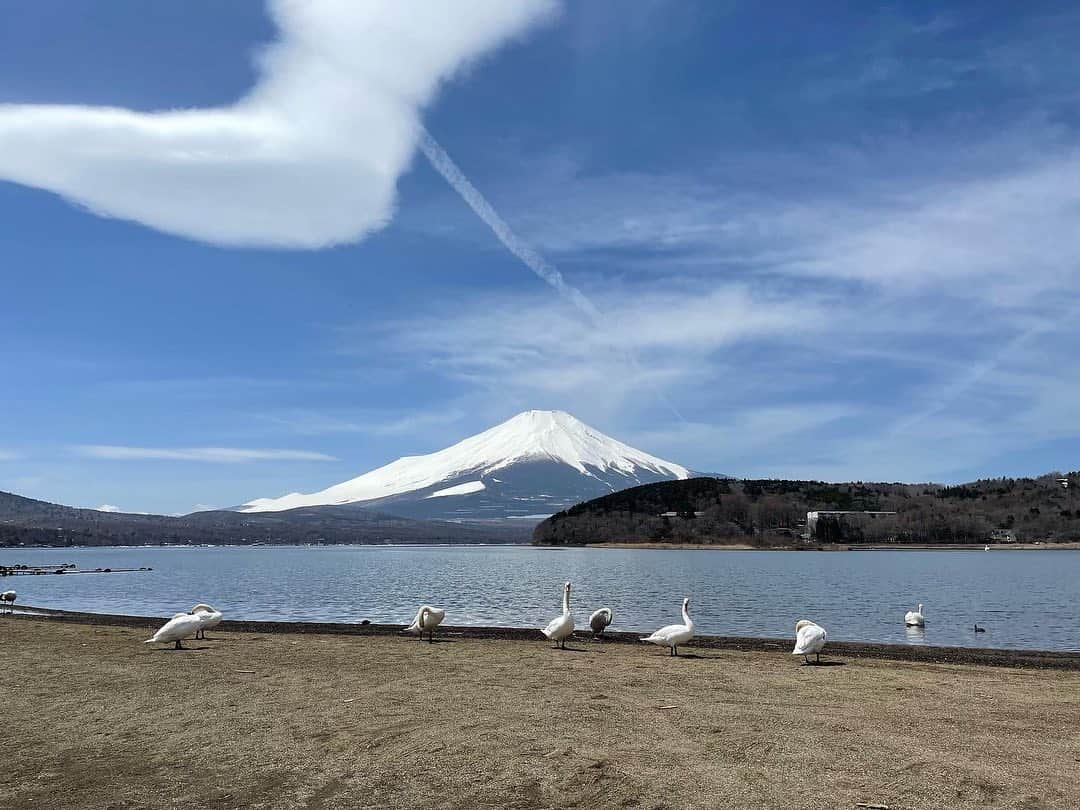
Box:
[239,410,693,523]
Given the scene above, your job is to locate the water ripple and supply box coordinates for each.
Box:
[4,545,1078,651]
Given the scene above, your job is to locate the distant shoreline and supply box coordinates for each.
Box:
[578,541,1080,551]
[13,603,1080,669]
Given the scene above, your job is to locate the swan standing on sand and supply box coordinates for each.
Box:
[904,603,925,627]
[191,603,223,639]
[144,612,204,650]
[1,590,15,614]
[589,607,612,638]
[792,619,827,664]
[641,597,694,656]
[542,581,575,649]
[407,605,446,642]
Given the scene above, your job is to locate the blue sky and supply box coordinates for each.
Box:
[2,1,1080,514]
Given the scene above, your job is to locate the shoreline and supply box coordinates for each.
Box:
[14,603,1080,670]
[580,540,1080,551]
[5,539,1078,552]
[5,617,1079,808]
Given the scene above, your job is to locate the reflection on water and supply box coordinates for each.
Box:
[904,625,928,646]
[3,545,1078,651]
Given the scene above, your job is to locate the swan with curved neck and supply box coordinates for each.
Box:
[792,619,827,664]
[904,603,925,627]
[144,612,203,650]
[589,607,612,638]
[641,597,694,656]
[542,581,575,649]
[191,603,223,639]
[406,604,446,642]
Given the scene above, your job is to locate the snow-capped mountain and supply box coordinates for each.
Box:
[239,410,692,523]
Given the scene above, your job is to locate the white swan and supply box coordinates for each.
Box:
[904,603,925,627]
[191,603,223,639]
[589,607,612,638]
[792,619,827,664]
[542,581,575,649]
[144,612,204,650]
[641,597,694,656]
[0,589,15,614]
[406,604,446,643]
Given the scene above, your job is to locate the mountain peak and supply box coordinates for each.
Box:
[239,410,690,514]
[500,409,579,431]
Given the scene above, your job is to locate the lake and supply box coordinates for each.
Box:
[4,545,1078,651]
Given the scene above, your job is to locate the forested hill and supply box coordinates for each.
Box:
[0,491,526,547]
[531,473,1080,546]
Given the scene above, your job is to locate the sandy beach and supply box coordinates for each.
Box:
[4,616,1079,809]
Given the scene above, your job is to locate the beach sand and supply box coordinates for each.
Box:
[3,618,1078,809]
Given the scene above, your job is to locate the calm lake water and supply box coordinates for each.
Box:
[4,545,1078,651]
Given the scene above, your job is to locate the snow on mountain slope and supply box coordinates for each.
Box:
[426,480,486,499]
[240,410,690,514]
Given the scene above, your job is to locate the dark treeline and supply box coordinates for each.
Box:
[0,491,526,547]
[532,473,1080,546]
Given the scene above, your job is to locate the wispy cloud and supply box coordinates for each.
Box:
[0,450,20,462]
[257,408,468,437]
[0,1,557,248]
[372,115,1080,480]
[76,445,337,463]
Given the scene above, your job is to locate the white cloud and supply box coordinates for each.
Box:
[358,281,827,426]
[257,407,468,437]
[364,131,1080,480]
[788,153,1080,300]
[0,0,557,248]
[76,445,338,463]
[95,504,122,512]
[440,131,1080,307]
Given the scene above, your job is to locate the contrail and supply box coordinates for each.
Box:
[418,127,687,424]
[889,307,1071,435]
[417,127,600,322]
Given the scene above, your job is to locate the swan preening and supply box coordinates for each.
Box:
[641,597,694,656]
[542,581,575,649]
[144,603,223,648]
[407,605,446,642]
[0,589,15,614]
[144,612,205,650]
[589,607,612,638]
[792,619,827,664]
[191,603,223,639]
[904,603,925,627]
